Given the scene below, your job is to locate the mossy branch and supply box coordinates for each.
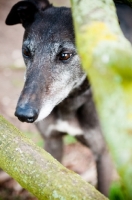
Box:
[0,116,107,200]
[71,0,132,199]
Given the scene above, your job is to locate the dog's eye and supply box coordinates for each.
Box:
[59,53,72,61]
[22,47,31,58]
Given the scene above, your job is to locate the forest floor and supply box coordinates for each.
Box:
[0,0,96,199]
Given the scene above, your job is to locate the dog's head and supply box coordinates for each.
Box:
[6,0,86,123]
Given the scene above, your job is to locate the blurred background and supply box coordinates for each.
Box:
[0,1,96,199]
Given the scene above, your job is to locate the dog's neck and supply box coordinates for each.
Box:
[68,77,90,99]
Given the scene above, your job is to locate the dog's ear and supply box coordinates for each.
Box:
[5,1,38,27]
[5,0,51,27]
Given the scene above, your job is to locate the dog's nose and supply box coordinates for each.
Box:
[15,105,38,123]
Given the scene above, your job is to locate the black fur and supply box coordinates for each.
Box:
[6,0,132,196]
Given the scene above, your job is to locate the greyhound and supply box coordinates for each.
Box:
[5,0,131,196]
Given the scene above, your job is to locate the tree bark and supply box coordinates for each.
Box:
[71,0,132,199]
[0,115,107,200]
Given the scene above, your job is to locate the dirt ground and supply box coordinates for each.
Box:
[0,0,96,199]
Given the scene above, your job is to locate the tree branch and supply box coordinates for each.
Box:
[0,115,107,200]
[71,0,132,199]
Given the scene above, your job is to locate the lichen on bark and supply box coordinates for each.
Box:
[0,116,107,200]
[71,0,132,199]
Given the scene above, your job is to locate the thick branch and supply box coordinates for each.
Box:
[0,116,107,200]
[71,0,132,199]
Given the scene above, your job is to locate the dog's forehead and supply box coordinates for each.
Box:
[24,6,74,42]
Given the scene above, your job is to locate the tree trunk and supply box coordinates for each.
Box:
[0,115,107,200]
[71,0,132,199]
